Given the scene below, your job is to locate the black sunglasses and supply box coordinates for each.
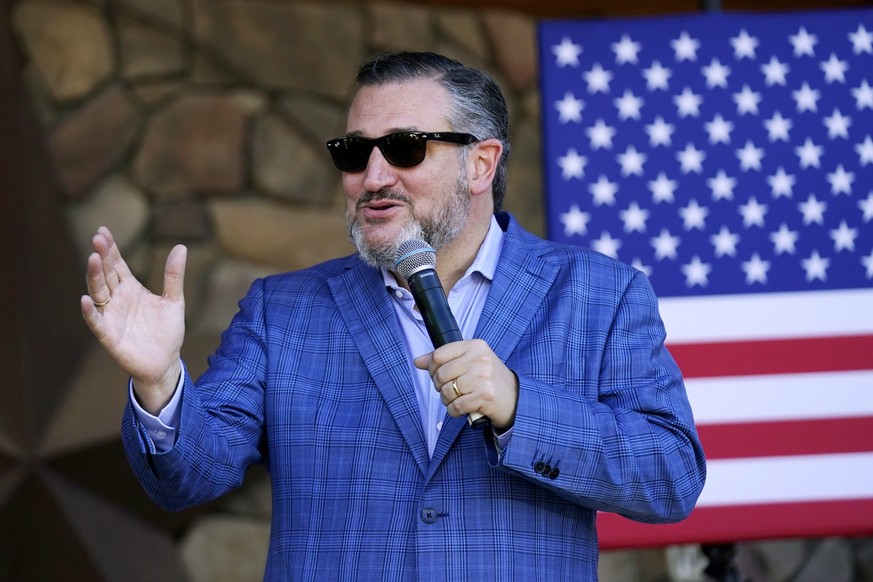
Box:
[325,131,479,172]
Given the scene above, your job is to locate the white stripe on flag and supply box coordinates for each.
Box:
[687,370,873,425]
[698,452,873,507]
[659,289,873,343]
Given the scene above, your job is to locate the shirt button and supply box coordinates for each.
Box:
[394,290,403,299]
[420,508,439,524]
[156,431,167,438]
[436,421,443,431]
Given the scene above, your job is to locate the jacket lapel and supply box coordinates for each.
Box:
[328,257,431,476]
[476,217,559,363]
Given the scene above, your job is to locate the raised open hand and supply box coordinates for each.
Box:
[81,226,187,413]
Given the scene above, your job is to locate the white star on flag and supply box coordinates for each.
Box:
[730,29,759,59]
[672,31,701,61]
[711,225,740,256]
[820,53,849,83]
[589,175,619,206]
[643,61,672,90]
[557,148,587,179]
[764,111,793,142]
[559,204,590,235]
[682,256,712,287]
[849,24,873,54]
[708,170,737,200]
[705,114,734,144]
[770,223,799,254]
[789,26,818,57]
[853,79,873,109]
[761,56,790,86]
[646,116,675,146]
[733,85,762,115]
[552,37,583,67]
[856,135,873,165]
[767,167,796,197]
[555,92,585,123]
[793,82,821,112]
[831,221,859,252]
[620,201,650,233]
[823,108,852,139]
[587,119,616,149]
[612,35,642,65]
[701,58,731,88]
[583,64,613,93]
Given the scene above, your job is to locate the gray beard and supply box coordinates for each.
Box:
[348,176,470,270]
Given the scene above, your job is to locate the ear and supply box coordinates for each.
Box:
[467,138,503,198]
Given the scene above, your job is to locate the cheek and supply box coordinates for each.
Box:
[342,173,359,193]
[342,175,362,204]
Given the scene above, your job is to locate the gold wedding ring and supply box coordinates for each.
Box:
[452,380,462,399]
[92,295,111,307]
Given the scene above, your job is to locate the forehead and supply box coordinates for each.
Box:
[346,79,452,136]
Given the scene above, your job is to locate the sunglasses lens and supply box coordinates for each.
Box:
[328,138,373,172]
[381,133,427,168]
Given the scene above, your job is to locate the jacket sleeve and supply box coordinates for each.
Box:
[121,279,268,511]
[486,268,707,524]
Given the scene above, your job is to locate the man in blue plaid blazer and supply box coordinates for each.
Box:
[82,52,706,580]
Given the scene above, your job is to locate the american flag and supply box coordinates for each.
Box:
[539,9,873,548]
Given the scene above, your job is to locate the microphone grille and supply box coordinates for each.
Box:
[394,239,436,279]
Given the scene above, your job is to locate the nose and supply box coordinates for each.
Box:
[361,144,398,191]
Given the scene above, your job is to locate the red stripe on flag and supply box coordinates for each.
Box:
[598,498,873,549]
[698,416,873,460]
[668,334,873,378]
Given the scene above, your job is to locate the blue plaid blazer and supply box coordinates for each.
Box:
[123,212,706,581]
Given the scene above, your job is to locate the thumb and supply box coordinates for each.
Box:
[413,353,432,370]
[163,244,188,301]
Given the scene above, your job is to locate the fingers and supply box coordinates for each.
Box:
[85,227,122,307]
[80,293,99,325]
[85,250,111,304]
[414,346,469,408]
[425,340,484,386]
[80,293,109,341]
[422,340,518,428]
[438,376,477,420]
[451,379,462,399]
[413,353,431,370]
[162,244,188,301]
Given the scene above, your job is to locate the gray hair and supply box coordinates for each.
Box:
[353,52,511,212]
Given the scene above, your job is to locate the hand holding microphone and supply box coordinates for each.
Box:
[394,239,492,429]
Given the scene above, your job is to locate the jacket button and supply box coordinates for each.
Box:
[534,461,546,474]
[420,508,439,524]
[549,467,560,479]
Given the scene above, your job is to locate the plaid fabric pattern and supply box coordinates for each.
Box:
[122,213,705,580]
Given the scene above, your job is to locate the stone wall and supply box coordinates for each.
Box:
[10,0,872,580]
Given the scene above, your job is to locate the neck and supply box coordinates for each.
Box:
[433,209,492,293]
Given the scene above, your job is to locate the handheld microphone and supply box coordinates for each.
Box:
[394,239,490,429]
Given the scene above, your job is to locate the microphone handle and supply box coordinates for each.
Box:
[408,269,491,430]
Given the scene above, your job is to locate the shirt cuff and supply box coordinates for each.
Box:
[493,425,513,455]
[129,362,184,453]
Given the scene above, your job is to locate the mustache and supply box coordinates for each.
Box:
[356,189,412,208]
